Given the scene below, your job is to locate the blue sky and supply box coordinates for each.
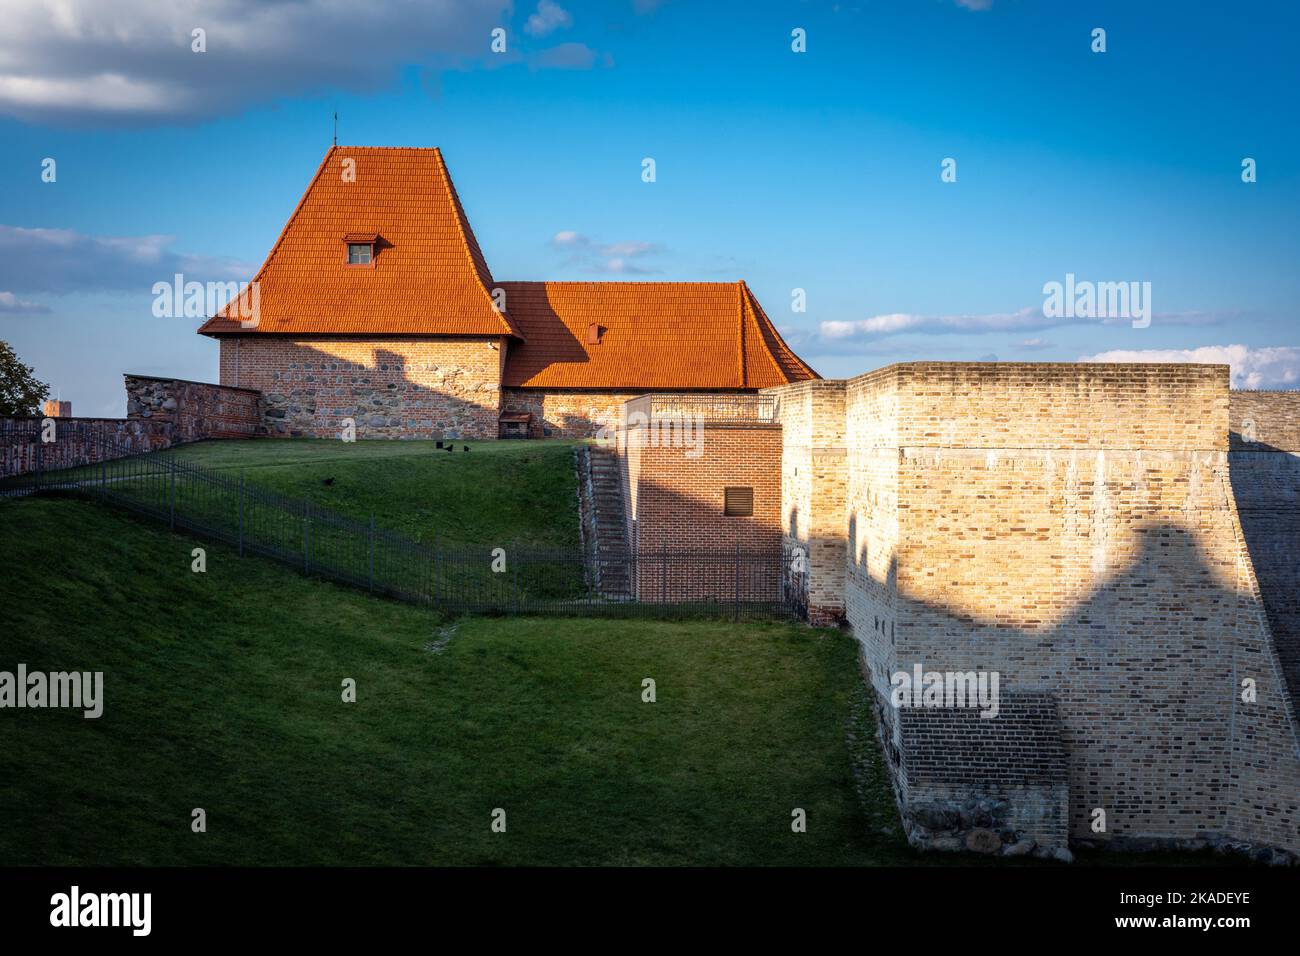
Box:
[1,0,1296,414]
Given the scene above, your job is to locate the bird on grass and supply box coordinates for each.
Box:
[322,477,335,486]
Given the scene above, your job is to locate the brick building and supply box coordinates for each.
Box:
[198,146,817,438]
[614,393,784,603]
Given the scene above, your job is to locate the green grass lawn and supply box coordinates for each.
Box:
[161,437,582,548]
[0,497,913,866]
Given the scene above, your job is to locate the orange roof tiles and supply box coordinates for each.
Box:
[198,146,519,338]
[198,146,819,390]
[499,280,818,389]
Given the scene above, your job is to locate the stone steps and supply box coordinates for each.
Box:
[581,446,631,596]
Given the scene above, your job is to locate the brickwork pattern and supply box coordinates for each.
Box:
[901,693,1070,851]
[1230,390,1300,450]
[1227,390,1300,763]
[901,692,1068,787]
[1,416,174,478]
[619,417,782,601]
[889,362,1227,451]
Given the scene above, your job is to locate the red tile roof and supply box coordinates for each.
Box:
[198,146,519,337]
[198,147,819,390]
[500,280,817,389]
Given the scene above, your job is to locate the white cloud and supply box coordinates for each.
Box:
[525,1,572,37]
[1015,338,1053,351]
[0,291,51,314]
[600,240,657,257]
[549,230,662,273]
[0,225,252,294]
[820,308,1043,338]
[820,306,1236,340]
[595,257,657,275]
[1080,344,1300,390]
[954,0,994,10]
[0,0,509,124]
[530,41,600,70]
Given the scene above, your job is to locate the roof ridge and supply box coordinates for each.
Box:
[201,146,337,329]
[497,279,741,287]
[332,144,442,150]
[737,281,747,388]
[739,280,820,382]
[431,148,522,340]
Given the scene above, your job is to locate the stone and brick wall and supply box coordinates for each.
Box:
[125,374,264,441]
[842,367,903,711]
[0,417,174,478]
[501,389,642,439]
[3,376,263,479]
[218,336,505,439]
[900,692,1070,856]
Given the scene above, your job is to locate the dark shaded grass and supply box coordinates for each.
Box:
[0,498,911,866]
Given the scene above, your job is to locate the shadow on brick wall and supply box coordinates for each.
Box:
[853,519,1300,854]
[1229,435,1300,718]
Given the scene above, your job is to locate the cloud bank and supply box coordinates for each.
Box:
[0,0,507,124]
[820,307,1235,340]
[0,225,252,296]
[1081,344,1300,390]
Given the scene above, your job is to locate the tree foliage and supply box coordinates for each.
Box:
[0,340,50,416]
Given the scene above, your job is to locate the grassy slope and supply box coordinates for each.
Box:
[164,438,582,548]
[0,497,913,866]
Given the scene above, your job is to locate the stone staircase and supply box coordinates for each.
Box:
[578,445,631,598]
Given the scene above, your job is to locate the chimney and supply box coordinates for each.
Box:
[587,323,604,345]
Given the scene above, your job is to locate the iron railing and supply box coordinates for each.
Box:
[1,427,802,621]
[622,393,778,425]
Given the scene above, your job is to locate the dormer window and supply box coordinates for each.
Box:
[342,232,379,267]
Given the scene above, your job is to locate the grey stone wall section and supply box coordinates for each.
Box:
[125,374,265,440]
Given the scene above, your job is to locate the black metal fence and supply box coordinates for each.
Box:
[1,428,801,621]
